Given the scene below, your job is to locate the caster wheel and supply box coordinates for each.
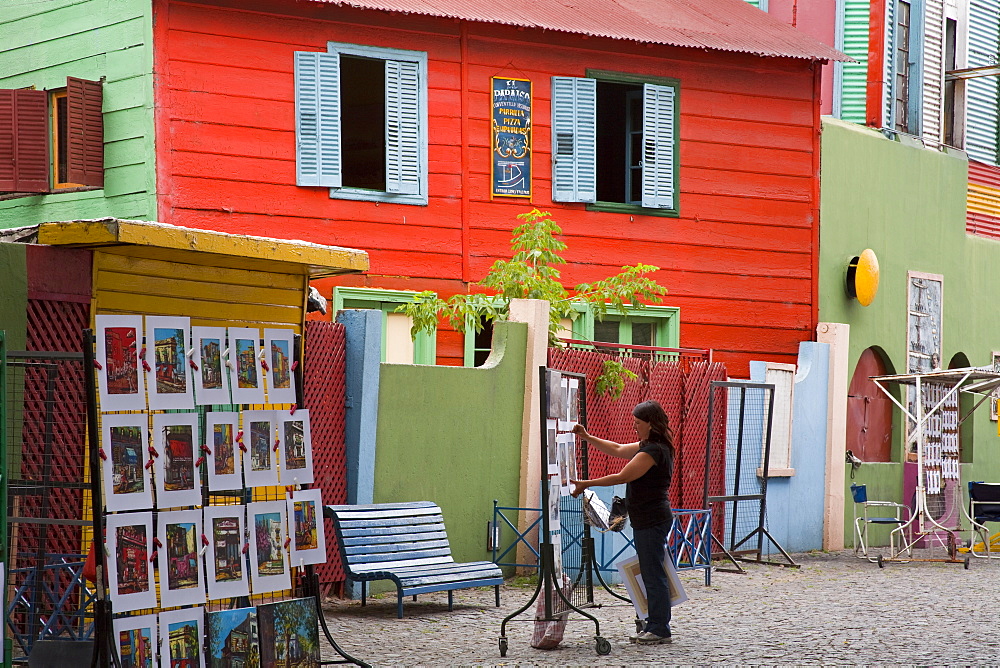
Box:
[964,556,971,570]
[596,637,612,655]
[877,554,884,569]
[499,638,508,657]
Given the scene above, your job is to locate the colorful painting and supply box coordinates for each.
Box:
[206,412,241,492]
[157,510,206,608]
[287,489,326,566]
[257,598,320,668]
[152,413,202,509]
[102,414,152,512]
[105,512,157,612]
[204,505,250,600]
[279,411,313,485]
[247,501,290,593]
[146,316,194,410]
[228,327,265,404]
[96,314,146,411]
[159,608,205,668]
[114,614,157,668]
[264,328,297,404]
[207,607,258,668]
[243,411,278,488]
[193,326,230,405]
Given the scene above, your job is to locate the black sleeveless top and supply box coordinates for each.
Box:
[626,439,673,529]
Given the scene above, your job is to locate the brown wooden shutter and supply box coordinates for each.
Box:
[0,88,50,193]
[66,77,104,188]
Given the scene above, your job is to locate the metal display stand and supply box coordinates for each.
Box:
[498,367,611,657]
[870,366,1000,567]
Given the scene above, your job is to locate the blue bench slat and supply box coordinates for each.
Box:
[325,502,502,618]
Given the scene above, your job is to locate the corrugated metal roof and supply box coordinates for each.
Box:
[306,0,850,61]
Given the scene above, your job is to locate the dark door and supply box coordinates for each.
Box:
[847,348,893,462]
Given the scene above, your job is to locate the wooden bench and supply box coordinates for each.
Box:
[324,501,504,618]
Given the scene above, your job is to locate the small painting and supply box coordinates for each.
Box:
[105,511,157,612]
[557,432,577,495]
[159,607,205,668]
[204,504,250,600]
[546,419,559,475]
[207,607,258,668]
[242,411,278,488]
[228,327,265,405]
[278,410,313,485]
[157,509,206,608]
[96,315,146,411]
[193,326,230,405]
[287,489,326,566]
[102,414,152,512]
[546,369,563,420]
[145,316,195,410]
[152,412,202,509]
[257,598,320,668]
[206,412,242,492]
[264,328,297,405]
[247,501,291,594]
[114,614,157,668]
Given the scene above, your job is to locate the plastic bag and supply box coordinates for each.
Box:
[530,574,575,649]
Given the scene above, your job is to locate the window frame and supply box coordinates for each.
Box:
[50,89,85,190]
[568,303,680,348]
[332,287,436,365]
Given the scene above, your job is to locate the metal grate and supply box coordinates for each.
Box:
[302,321,348,595]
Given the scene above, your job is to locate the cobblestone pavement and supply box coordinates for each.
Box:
[320,549,1000,666]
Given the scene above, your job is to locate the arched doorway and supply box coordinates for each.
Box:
[847,347,894,462]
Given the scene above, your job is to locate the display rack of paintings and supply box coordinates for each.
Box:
[247,500,292,594]
[242,410,279,487]
[101,413,153,512]
[152,412,202,509]
[263,328,297,405]
[192,325,231,405]
[159,606,206,668]
[287,488,327,566]
[157,509,207,608]
[96,314,146,411]
[279,410,314,485]
[145,316,195,410]
[105,512,157,613]
[228,327,266,405]
[206,412,242,492]
[203,504,251,601]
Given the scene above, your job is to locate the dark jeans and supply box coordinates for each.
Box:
[633,520,672,637]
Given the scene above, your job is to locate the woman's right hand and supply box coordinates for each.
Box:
[571,423,588,440]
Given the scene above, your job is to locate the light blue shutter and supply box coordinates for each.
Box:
[294,51,341,187]
[640,83,676,210]
[385,59,421,195]
[551,76,596,202]
[967,0,1000,164]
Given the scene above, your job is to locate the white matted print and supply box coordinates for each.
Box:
[264,328,297,405]
[145,316,194,410]
[114,613,157,668]
[102,413,153,512]
[206,412,242,492]
[204,504,250,600]
[106,511,157,612]
[159,607,205,668]
[192,326,230,406]
[228,327,265,405]
[557,432,578,495]
[279,410,313,486]
[546,419,559,475]
[287,489,326,566]
[152,412,201,509]
[615,553,688,620]
[243,410,278,488]
[157,509,206,608]
[96,315,146,411]
[248,501,291,594]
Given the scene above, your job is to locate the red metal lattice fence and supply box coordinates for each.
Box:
[302,321,349,596]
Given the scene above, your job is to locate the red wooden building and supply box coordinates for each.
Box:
[151,0,845,375]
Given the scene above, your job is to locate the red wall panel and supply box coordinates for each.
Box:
[156,0,822,376]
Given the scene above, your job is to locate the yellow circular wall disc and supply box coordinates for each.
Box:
[854,248,880,306]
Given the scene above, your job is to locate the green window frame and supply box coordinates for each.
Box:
[569,303,680,348]
[333,287,436,365]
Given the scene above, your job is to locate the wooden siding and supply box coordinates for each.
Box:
[155,0,822,375]
[0,0,156,224]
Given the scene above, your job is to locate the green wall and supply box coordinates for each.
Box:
[374,321,527,566]
[0,0,156,225]
[820,118,1000,543]
[0,244,27,351]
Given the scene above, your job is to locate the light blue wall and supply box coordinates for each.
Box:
[751,341,830,553]
[337,309,382,505]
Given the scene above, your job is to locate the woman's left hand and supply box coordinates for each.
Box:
[569,480,587,498]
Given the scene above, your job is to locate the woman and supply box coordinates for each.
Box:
[570,400,674,645]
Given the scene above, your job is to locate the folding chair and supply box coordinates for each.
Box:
[966,482,1000,558]
[850,483,908,564]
